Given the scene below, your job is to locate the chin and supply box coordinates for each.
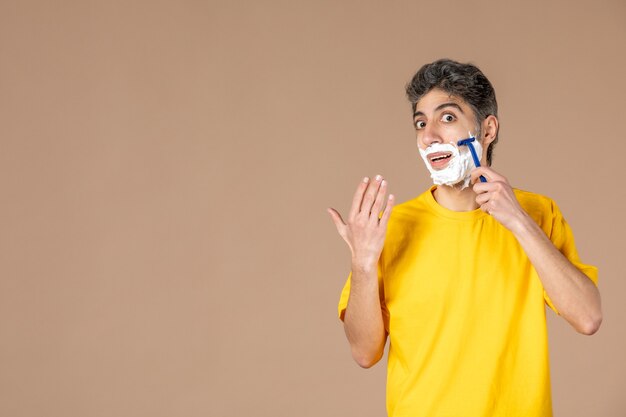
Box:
[442,181,466,189]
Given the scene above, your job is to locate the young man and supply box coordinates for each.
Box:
[327,59,601,417]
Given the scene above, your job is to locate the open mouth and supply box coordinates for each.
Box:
[427,152,453,169]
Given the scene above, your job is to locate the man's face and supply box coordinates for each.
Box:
[413,88,481,171]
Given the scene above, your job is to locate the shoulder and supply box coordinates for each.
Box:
[514,188,562,231]
[389,190,433,224]
[380,190,434,242]
[514,188,556,214]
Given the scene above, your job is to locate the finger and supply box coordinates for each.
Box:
[471,166,506,184]
[369,179,388,223]
[348,177,370,221]
[475,191,490,205]
[327,207,346,230]
[480,202,491,214]
[378,194,395,227]
[470,167,494,184]
[472,181,498,194]
[360,174,383,216]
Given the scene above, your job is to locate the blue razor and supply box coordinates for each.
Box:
[457,136,486,183]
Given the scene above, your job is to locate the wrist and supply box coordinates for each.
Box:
[351,257,378,274]
[510,211,539,238]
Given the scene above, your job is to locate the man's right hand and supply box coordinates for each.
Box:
[327,175,395,269]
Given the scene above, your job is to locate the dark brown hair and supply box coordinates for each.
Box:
[406,59,499,165]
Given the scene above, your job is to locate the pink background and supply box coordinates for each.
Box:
[1,1,624,416]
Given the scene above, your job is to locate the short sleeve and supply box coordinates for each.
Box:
[544,200,599,315]
[337,262,389,332]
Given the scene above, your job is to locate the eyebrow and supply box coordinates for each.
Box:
[413,102,465,119]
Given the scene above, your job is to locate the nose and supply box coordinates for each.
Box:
[420,123,444,148]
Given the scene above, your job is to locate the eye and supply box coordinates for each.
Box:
[415,120,426,130]
[441,113,456,123]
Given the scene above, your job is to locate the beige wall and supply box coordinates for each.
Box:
[1,0,624,416]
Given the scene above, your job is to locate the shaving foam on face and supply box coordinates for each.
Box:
[418,134,483,189]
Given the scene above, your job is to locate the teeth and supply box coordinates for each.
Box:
[431,154,451,162]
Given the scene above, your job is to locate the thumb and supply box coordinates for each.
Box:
[327,207,346,229]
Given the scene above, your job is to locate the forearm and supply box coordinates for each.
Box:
[328,174,393,366]
[343,261,387,368]
[512,214,602,335]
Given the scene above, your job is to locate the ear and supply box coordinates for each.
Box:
[480,115,499,161]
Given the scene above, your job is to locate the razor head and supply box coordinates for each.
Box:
[457,136,476,147]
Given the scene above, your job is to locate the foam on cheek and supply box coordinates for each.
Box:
[419,136,483,189]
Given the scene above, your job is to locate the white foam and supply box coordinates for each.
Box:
[418,134,483,189]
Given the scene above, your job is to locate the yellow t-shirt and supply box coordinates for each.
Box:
[337,186,598,417]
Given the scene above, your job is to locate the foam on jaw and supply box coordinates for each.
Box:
[418,134,483,190]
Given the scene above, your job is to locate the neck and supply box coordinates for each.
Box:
[432,183,479,212]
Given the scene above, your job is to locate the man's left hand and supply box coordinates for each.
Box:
[471,167,529,233]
